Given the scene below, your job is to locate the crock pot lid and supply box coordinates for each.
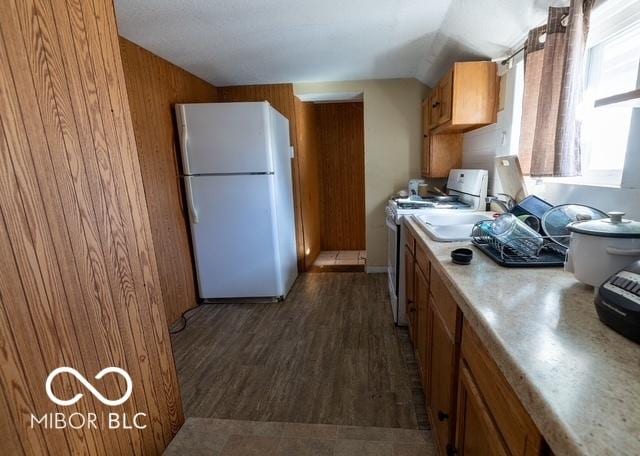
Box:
[541,204,608,247]
[568,212,640,238]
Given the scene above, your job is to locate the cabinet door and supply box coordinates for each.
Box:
[421,135,431,178]
[438,69,453,125]
[455,364,509,456]
[414,264,430,391]
[428,134,463,179]
[429,92,441,129]
[422,100,431,135]
[404,245,416,342]
[429,303,457,454]
[461,324,544,456]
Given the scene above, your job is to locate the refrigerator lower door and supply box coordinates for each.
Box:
[269,108,298,296]
[185,174,282,299]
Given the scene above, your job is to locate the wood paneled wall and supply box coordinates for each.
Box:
[316,102,366,250]
[119,38,218,325]
[294,98,322,269]
[0,0,182,454]
[219,84,306,270]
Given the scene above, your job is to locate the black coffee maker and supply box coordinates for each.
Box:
[595,259,640,344]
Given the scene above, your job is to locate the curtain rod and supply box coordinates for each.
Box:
[500,45,526,66]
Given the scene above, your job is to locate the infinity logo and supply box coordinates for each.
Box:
[45,367,133,407]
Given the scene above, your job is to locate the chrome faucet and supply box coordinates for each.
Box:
[486,194,516,213]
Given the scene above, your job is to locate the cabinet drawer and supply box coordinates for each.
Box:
[415,241,430,279]
[461,323,544,456]
[429,268,459,338]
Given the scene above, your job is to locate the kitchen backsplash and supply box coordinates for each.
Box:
[528,180,640,220]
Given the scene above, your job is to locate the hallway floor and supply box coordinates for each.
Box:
[313,250,367,266]
[171,273,427,430]
[310,251,367,272]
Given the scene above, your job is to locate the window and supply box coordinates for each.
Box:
[580,0,640,186]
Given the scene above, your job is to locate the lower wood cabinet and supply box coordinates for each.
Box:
[404,244,417,342]
[456,364,509,456]
[429,304,457,454]
[456,323,545,456]
[404,222,548,456]
[428,268,462,455]
[415,263,430,391]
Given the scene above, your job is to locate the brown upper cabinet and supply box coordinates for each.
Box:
[421,61,497,179]
[437,69,454,125]
[428,94,440,130]
[422,134,463,179]
[425,61,498,135]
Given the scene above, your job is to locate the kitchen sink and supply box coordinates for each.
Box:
[414,212,494,242]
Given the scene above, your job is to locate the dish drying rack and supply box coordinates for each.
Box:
[470,220,568,267]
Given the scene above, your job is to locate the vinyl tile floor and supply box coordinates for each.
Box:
[164,417,435,456]
[169,273,431,453]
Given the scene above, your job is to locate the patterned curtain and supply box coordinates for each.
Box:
[518,0,595,177]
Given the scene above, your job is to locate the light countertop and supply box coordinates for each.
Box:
[405,216,640,456]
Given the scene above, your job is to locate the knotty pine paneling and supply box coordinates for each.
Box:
[219,84,306,271]
[0,0,183,454]
[119,37,218,325]
[294,98,322,269]
[316,102,366,250]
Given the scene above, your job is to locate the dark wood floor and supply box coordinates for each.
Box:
[171,273,427,429]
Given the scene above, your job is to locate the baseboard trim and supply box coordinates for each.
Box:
[366,266,387,273]
[308,264,365,273]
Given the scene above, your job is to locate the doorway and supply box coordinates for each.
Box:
[295,99,366,271]
[314,101,365,271]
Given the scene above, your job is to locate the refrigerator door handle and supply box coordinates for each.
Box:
[178,104,191,175]
[184,176,199,224]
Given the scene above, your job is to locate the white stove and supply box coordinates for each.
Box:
[395,197,471,210]
[385,169,488,325]
[386,198,471,223]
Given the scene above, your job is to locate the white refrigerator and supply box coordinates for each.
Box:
[175,102,298,300]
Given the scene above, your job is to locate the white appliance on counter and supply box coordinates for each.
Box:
[176,102,298,300]
[385,169,488,325]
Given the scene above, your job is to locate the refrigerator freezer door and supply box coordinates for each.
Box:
[187,174,281,299]
[176,102,274,175]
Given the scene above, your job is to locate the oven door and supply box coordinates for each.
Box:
[386,210,400,323]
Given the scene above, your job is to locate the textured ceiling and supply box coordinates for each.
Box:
[115,0,563,87]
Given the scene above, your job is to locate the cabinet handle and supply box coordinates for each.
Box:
[437,410,449,421]
[432,102,440,108]
[446,444,458,456]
